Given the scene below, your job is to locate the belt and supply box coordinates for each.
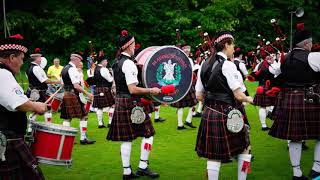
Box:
[116,93,132,98]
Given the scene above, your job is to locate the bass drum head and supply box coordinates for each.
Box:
[141,46,193,104]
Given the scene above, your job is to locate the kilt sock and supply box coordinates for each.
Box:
[62,120,71,127]
[155,105,160,119]
[139,136,154,169]
[258,108,267,128]
[207,160,221,180]
[289,141,303,177]
[238,154,252,180]
[177,108,184,127]
[121,142,132,175]
[96,109,104,126]
[27,114,36,133]
[108,107,114,125]
[197,101,203,113]
[186,106,195,123]
[44,111,52,122]
[313,141,320,172]
[267,106,274,114]
[80,120,88,140]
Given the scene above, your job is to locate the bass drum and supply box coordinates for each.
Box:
[136,46,193,104]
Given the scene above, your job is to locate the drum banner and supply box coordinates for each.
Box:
[141,46,193,104]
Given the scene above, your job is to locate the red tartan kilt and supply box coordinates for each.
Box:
[195,103,250,162]
[60,92,87,119]
[92,87,115,108]
[253,93,276,107]
[171,86,197,108]
[143,103,154,114]
[269,89,320,141]
[107,97,155,141]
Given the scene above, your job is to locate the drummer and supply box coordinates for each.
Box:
[26,48,60,130]
[92,56,115,128]
[60,53,96,145]
[0,34,47,179]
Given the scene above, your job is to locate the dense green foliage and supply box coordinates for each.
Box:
[1,0,319,64]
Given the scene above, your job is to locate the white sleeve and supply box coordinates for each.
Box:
[68,67,81,84]
[308,52,320,72]
[100,68,114,82]
[222,61,242,91]
[239,62,248,76]
[122,60,139,85]
[269,61,282,77]
[195,64,205,92]
[33,66,48,83]
[0,70,29,111]
[253,63,260,72]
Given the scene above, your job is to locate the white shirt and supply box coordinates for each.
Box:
[87,69,94,78]
[234,58,248,76]
[98,65,113,82]
[121,52,139,85]
[61,62,81,85]
[269,60,281,77]
[31,62,48,83]
[308,52,320,72]
[195,52,246,93]
[0,68,29,111]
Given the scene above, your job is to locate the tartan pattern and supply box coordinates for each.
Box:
[92,87,115,108]
[107,97,155,141]
[171,86,198,108]
[269,89,320,141]
[153,102,162,106]
[195,102,250,161]
[0,138,44,180]
[253,93,276,107]
[143,103,154,114]
[60,92,87,119]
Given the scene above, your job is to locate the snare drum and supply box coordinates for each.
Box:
[31,122,78,166]
[46,93,62,112]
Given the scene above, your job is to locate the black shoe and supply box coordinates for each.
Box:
[154,117,166,123]
[302,142,309,150]
[136,167,159,178]
[261,127,270,131]
[177,126,186,130]
[309,169,320,179]
[123,172,139,180]
[193,112,202,117]
[292,175,309,180]
[98,125,106,128]
[185,122,196,128]
[80,138,96,145]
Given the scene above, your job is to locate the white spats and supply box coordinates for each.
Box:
[207,160,221,180]
[121,142,132,175]
[44,111,52,122]
[96,109,104,126]
[258,108,267,128]
[185,107,194,123]
[313,141,320,172]
[238,154,252,180]
[289,141,303,177]
[108,107,114,125]
[139,136,154,169]
[177,108,184,127]
[197,101,203,113]
[79,120,88,141]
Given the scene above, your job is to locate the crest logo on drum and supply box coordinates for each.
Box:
[156,59,181,86]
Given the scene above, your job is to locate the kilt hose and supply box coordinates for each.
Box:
[60,91,87,119]
[269,89,320,141]
[253,93,276,107]
[107,97,155,141]
[0,137,44,180]
[195,101,250,162]
[171,86,198,108]
[92,87,115,109]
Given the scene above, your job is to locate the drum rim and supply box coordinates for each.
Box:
[142,45,193,104]
[37,157,72,166]
[135,46,160,66]
[32,122,78,135]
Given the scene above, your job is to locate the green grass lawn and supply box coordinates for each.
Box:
[31,81,316,180]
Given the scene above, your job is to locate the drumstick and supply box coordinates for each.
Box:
[29,86,63,118]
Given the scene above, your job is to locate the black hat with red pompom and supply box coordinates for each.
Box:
[118,29,135,50]
[30,48,42,59]
[0,34,28,53]
[294,23,312,45]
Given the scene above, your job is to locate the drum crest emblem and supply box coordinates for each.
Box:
[156,59,181,86]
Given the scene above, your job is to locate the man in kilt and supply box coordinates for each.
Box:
[26,48,60,132]
[0,34,47,180]
[107,30,161,180]
[60,53,96,145]
[171,45,198,130]
[92,56,115,128]
[195,31,254,180]
[269,25,320,180]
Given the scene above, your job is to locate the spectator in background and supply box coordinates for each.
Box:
[47,58,63,80]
